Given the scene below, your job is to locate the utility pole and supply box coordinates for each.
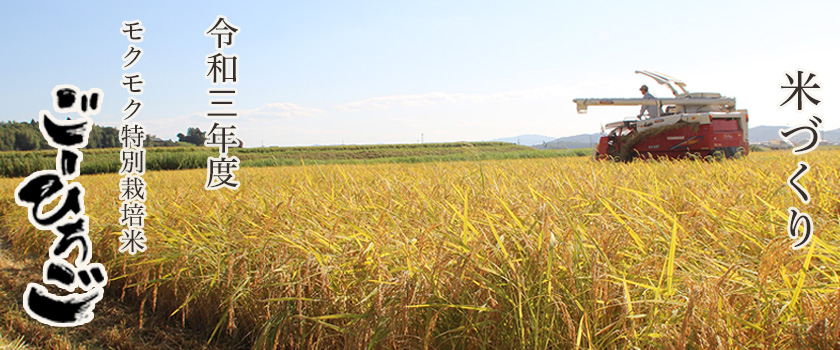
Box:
[421,133,424,144]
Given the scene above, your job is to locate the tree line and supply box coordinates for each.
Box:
[0,121,208,151]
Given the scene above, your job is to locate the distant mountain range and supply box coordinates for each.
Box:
[748,126,840,144]
[495,126,840,150]
[490,135,558,146]
[531,133,601,150]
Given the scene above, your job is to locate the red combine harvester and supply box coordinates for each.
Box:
[573,71,749,162]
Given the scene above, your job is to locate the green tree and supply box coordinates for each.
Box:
[177,127,206,146]
[14,129,40,150]
[99,125,120,148]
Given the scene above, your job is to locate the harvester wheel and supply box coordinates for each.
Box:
[724,147,736,158]
[732,146,746,159]
[725,146,746,159]
[711,148,726,161]
[688,152,703,161]
[625,150,637,163]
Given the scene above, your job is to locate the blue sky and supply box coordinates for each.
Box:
[1,1,838,146]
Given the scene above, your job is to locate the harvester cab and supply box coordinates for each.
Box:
[573,71,749,161]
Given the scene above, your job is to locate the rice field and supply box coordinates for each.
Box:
[0,150,838,349]
[0,142,587,178]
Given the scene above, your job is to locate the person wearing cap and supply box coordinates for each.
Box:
[637,85,660,119]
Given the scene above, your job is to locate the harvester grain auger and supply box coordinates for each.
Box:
[573,70,749,162]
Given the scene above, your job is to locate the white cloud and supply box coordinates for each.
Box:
[166,102,323,122]
[138,101,322,141]
[243,102,324,119]
[335,85,569,111]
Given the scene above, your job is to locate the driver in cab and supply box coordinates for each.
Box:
[637,85,660,120]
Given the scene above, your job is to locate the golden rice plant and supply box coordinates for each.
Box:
[0,149,838,349]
